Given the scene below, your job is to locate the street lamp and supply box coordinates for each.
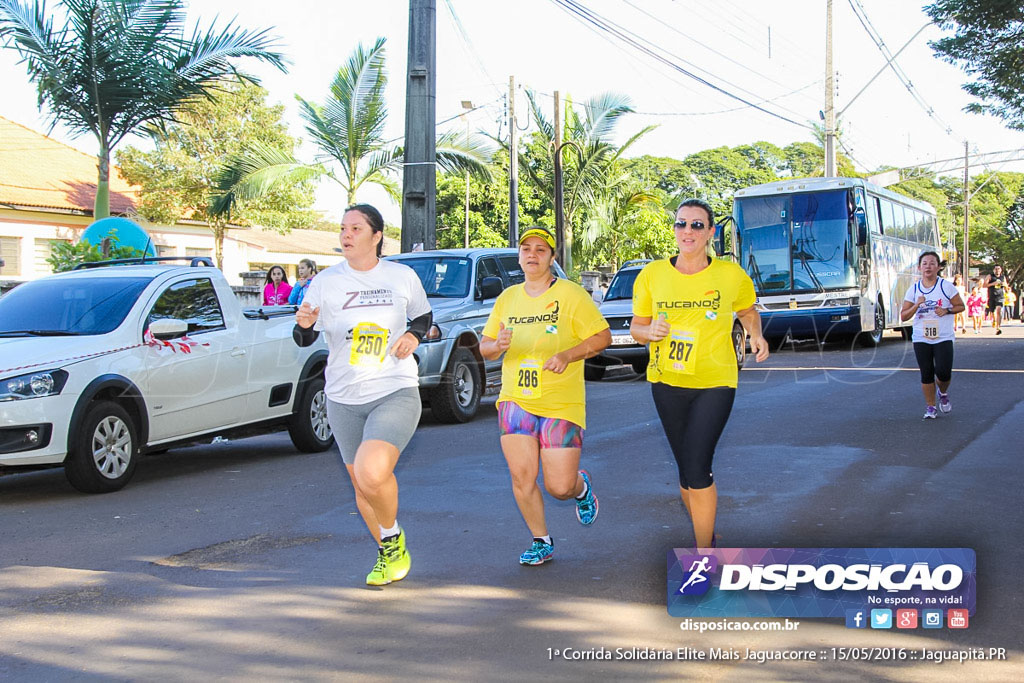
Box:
[461,100,474,248]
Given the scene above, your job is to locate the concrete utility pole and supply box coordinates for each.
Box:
[824,0,837,177]
[461,100,473,248]
[401,0,436,252]
[963,140,970,283]
[508,76,519,248]
[553,90,567,267]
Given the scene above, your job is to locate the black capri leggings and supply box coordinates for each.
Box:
[913,340,954,384]
[650,383,736,490]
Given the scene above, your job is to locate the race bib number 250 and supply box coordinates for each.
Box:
[350,322,389,367]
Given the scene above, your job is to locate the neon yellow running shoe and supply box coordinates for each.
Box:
[382,529,411,582]
[366,548,390,586]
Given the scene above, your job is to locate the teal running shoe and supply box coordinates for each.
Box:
[575,469,599,525]
[519,539,554,566]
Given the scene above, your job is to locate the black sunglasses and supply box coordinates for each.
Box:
[673,219,707,230]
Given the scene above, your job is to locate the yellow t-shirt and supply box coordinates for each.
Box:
[633,258,756,389]
[483,279,609,428]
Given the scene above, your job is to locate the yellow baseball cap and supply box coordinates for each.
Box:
[518,227,556,250]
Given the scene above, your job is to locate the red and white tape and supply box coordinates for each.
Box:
[0,331,210,376]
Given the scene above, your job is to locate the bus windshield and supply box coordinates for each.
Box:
[736,190,857,293]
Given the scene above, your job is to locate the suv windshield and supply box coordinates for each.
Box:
[605,268,641,301]
[390,256,472,298]
[0,277,151,336]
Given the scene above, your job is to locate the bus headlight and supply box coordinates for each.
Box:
[824,297,857,307]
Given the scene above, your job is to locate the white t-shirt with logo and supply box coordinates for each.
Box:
[303,259,430,404]
[903,278,957,344]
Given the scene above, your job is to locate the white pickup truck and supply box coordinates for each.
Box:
[0,258,332,493]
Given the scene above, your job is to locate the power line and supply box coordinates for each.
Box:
[847,0,957,139]
[623,0,816,103]
[442,0,503,99]
[549,0,814,131]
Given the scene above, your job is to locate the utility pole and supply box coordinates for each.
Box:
[508,76,519,248]
[401,0,436,252]
[962,140,969,283]
[553,90,567,267]
[824,0,836,177]
[461,100,473,248]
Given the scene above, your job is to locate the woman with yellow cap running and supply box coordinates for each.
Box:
[480,227,611,565]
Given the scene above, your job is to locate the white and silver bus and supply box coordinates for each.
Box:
[731,177,939,346]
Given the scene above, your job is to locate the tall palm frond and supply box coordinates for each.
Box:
[0,0,287,217]
[211,142,325,217]
[216,36,493,213]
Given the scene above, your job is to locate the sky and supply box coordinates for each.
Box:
[3,0,1023,223]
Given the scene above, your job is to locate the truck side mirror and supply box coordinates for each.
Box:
[478,276,503,300]
[148,318,188,339]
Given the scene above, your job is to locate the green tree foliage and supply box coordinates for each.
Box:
[927,0,1024,130]
[0,0,286,219]
[215,37,492,213]
[46,237,146,273]
[516,90,656,271]
[116,81,316,269]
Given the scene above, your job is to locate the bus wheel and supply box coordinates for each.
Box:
[857,301,885,347]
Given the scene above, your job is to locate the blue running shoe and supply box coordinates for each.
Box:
[575,469,599,525]
[519,539,554,565]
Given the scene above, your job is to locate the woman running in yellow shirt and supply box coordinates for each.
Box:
[480,227,611,565]
[630,199,769,549]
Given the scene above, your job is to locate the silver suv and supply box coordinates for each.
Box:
[387,248,566,422]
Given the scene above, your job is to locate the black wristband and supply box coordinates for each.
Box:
[292,324,320,347]
[405,311,433,342]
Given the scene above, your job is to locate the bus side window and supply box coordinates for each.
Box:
[880,200,895,237]
[869,197,882,234]
[894,205,908,241]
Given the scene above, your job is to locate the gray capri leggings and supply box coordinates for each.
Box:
[326,387,422,464]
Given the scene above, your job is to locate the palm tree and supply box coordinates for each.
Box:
[577,172,663,270]
[213,37,492,217]
[0,0,287,219]
[518,90,656,269]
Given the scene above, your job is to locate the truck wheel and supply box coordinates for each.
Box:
[732,320,747,369]
[429,348,481,423]
[64,401,139,493]
[288,376,334,452]
[584,362,605,381]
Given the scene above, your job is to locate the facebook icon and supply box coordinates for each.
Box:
[845,609,867,629]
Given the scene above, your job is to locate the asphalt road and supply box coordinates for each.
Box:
[2,322,1023,681]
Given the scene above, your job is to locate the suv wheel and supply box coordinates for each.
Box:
[429,348,481,423]
[288,376,334,452]
[65,400,139,493]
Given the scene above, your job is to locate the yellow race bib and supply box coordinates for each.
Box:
[659,327,700,376]
[350,322,389,367]
[513,358,542,399]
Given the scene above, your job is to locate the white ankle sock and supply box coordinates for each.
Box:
[380,522,400,539]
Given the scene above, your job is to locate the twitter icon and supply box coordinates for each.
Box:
[870,609,893,629]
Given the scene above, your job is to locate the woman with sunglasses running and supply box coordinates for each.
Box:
[630,199,769,549]
[480,227,611,566]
